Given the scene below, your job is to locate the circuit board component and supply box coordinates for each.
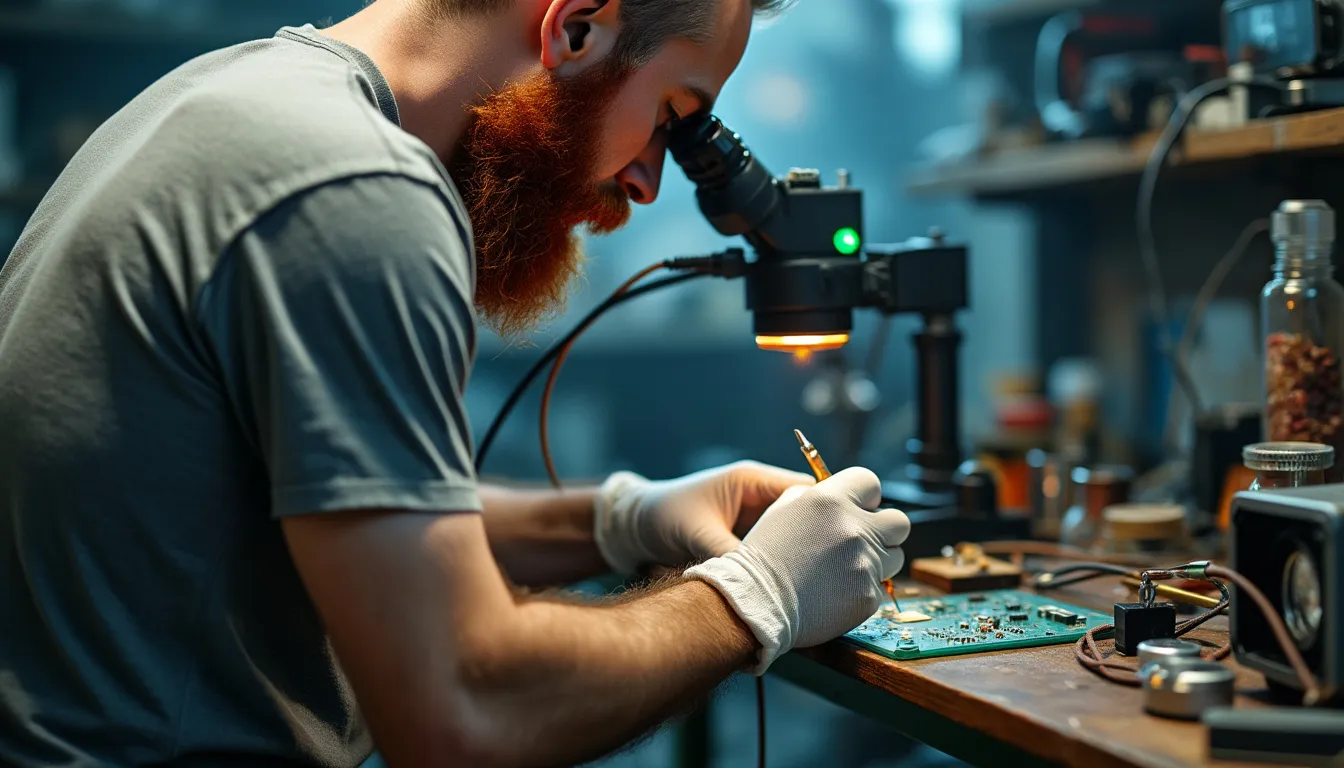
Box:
[845,589,1108,660]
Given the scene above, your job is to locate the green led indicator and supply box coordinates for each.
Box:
[834,227,861,255]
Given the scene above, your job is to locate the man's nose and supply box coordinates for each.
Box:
[614,133,669,205]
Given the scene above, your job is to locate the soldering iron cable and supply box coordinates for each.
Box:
[474,270,705,472]
[475,250,744,474]
[539,262,673,488]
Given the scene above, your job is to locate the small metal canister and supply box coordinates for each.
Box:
[1137,638,1203,670]
[1141,657,1236,720]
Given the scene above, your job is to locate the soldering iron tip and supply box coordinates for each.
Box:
[794,429,812,450]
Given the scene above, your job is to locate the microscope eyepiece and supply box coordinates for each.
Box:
[668,113,751,188]
[667,113,782,238]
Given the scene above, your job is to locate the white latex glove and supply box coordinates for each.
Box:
[593,460,817,575]
[683,466,910,674]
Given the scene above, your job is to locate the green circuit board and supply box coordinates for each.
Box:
[843,589,1110,661]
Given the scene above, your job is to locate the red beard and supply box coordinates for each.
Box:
[451,66,634,339]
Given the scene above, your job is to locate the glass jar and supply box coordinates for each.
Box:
[1242,442,1334,491]
[1059,464,1133,550]
[1028,449,1076,541]
[1262,200,1344,480]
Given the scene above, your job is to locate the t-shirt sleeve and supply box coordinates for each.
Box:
[194,173,483,518]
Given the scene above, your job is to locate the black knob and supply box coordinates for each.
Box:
[954,459,999,519]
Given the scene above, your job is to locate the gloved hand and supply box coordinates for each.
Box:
[682,467,910,674]
[593,460,817,575]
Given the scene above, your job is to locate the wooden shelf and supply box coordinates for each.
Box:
[907,106,1344,197]
[0,8,281,48]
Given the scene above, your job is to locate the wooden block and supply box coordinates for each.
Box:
[909,554,1023,593]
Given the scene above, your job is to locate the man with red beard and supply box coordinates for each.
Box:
[0,0,911,765]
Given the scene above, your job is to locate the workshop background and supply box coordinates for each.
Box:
[0,0,1307,765]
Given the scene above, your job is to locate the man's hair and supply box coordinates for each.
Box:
[426,0,792,69]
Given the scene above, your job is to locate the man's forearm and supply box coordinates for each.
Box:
[467,578,757,766]
[478,484,608,587]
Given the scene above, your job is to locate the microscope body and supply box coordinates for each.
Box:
[744,172,866,339]
[668,113,977,512]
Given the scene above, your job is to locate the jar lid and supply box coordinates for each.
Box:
[1273,199,1335,249]
[1242,442,1335,471]
[1103,504,1186,541]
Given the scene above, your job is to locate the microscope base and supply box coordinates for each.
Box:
[882,479,956,511]
[896,506,1034,569]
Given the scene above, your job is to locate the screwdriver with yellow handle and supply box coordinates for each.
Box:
[794,429,898,603]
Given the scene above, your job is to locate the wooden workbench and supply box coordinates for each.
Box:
[769,575,1271,768]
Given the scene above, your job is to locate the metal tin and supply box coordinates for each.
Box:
[1140,658,1236,720]
[1137,638,1203,669]
[1243,442,1335,473]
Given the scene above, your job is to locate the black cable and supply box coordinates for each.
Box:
[864,316,893,377]
[756,676,766,768]
[843,316,893,463]
[474,271,707,472]
[1035,562,1231,622]
[1163,219,1270,448]
[1032,562,1133,591]
[1139,76,1282,450]
[1140,78,1229,427]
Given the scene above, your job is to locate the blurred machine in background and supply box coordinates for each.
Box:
[1224,0,1344,113]
[1036,5,1224,139]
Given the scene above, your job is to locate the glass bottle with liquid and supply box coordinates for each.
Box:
[1262,200,1344,479]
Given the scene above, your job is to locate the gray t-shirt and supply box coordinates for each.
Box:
[0,25,482,767]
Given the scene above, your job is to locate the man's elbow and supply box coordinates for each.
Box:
[391,659,535,766]
[375,704,523,768]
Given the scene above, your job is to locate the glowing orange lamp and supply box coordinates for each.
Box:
[754,333,851,353]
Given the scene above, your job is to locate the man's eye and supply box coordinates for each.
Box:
[665,104,683,128]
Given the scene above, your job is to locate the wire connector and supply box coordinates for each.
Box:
[666,248,747,278]
[1143,561,1213,583]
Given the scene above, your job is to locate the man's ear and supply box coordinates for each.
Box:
[540,0,621,77]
